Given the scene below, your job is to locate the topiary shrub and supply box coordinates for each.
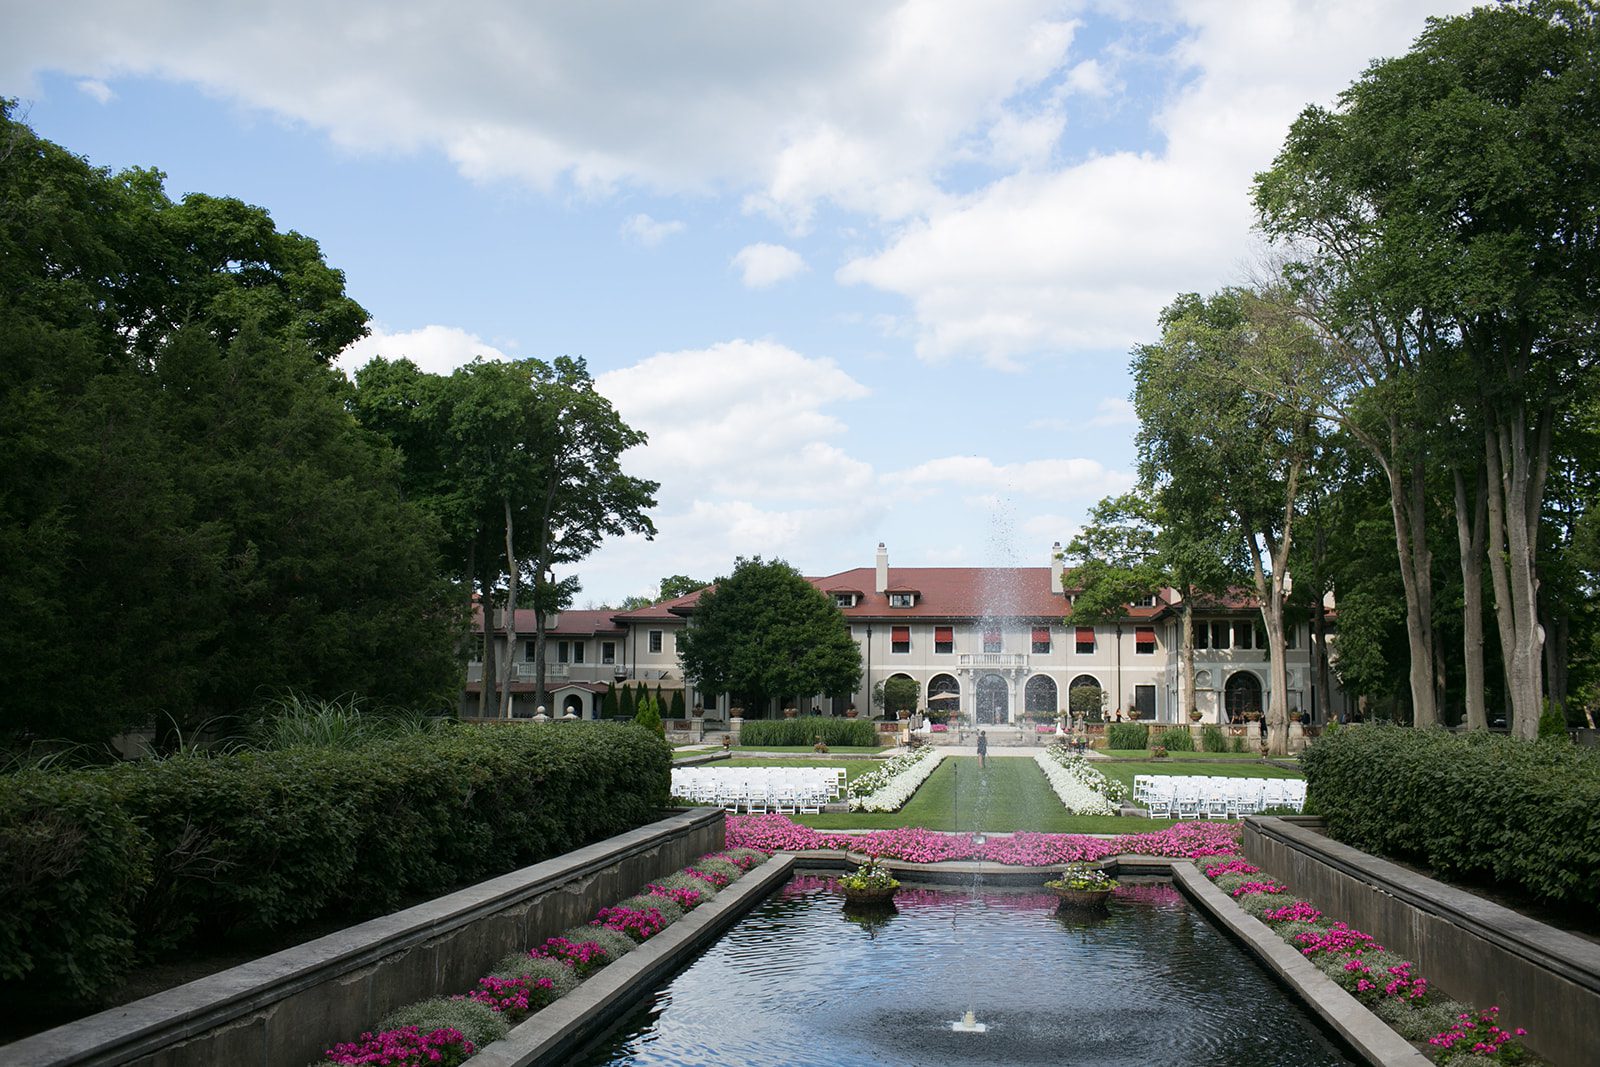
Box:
[634,697,665,739]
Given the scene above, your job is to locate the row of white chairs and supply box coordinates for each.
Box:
[670,767,845,815]
[1133,775,1306,820]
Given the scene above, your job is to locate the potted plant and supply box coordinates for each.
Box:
[1188,708,1203,722]
[783,704,798,719]
[1045,862,1118,909]
[845,704,859,719]
[838,859,900,905]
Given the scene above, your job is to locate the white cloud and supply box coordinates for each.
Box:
[596,339,872,504]
[620,212,685,247]
[1086,396,1135,427]
[75,77,113,103]
[1063,58,1111,97]
[336,324,509,378]
[731,242,808,288]
[885,454,1133,501]
[838,0,1479,365]
[0,1,1079,227]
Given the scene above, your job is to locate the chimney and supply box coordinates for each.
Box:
[1050,541,1064,594]
[875,542,889,594]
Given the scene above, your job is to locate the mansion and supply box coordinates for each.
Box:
[465,543,1343,726]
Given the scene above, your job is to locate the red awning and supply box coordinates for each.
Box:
[1032,626,1050,644]
[1136,626,1155,640]
[1075,626,1095,642]
[935,626,954,643]
[891,626,910,642]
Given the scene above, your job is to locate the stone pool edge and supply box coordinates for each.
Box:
[467,853,798,1067]
[1170,862,1431,1067]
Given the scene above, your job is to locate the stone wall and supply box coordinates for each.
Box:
[1244,816,1600,1067]
[2,808,724,1067]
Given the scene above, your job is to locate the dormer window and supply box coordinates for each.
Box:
[834,593,857,608]
[888,592,916,608]
[1132,594,1157,608]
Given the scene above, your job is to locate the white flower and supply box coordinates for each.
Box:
[1034,748,1124,815]
[848,748,945,812]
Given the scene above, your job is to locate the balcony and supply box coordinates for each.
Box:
[958,653,1029,669]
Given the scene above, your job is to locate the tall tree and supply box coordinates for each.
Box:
[1254,1,1600,737]
[1062,489,1238,721]
[1134,290,1323,755]
[677,557,861,716]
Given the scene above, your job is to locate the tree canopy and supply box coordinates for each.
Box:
[0,106,460,745]
[676,557,861,715]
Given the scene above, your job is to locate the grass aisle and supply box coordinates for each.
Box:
[796,756,1179,834]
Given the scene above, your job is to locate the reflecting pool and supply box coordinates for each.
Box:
[580,875,1358,1066]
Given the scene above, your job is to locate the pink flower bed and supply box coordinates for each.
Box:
[324,1026,473,1066]
[1203,859,1260,877]
[1230,880,1288,898]
[725,814,1240,865]
[1262,901,1323,924]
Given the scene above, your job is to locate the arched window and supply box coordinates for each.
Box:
[927,673,959,716]
[1225,672,1263,720]
[1024,675,1058,714]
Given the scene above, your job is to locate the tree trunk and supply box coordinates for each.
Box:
[1179,596,1196,721]
[1384,428,1439,727]
[1453,466,1488,730]
[1483,404,1551,739]
[478,561,496,718]
[1244,456,1299,758]
[534,553,553,716]
[499,497,517,720]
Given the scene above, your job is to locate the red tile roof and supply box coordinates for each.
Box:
[472,607,625,635]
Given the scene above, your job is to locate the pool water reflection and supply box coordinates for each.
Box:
[580,875,1357,1067]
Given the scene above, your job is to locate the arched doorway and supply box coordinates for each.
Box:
[1069,674,1104,722]
[1225,672,1263,721]
[1024,675,1058,717]
[975,674,1009,724]
[927,674,959,721]
[562,694,584,718]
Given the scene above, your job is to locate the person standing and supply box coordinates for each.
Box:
[976,729,988,769]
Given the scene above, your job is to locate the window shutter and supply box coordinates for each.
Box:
[891,626,910,643]
[1075,626,1095,643]
[935,626,954,643]
[1136,626,1155,641]
[1031,626,1050,644]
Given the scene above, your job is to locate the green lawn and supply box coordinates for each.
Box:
[794,756,1180,834]
[733,745,886,754]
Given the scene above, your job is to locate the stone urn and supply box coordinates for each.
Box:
[1050,885,1114,910]
[841,884,899,906]
[691,703,705,719]
[783,706,798,719]
[1188,709,1203,722]
[845,705,858,719]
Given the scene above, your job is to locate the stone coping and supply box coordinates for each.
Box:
[1171,863,1431,1067]
[1249,818,1600,997]
[467,854,798,1066]
[0,808,722,1067]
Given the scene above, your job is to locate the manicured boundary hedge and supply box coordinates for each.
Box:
[739,716,878,747]
[0,722,670,1004]
[1301,724,1600,907]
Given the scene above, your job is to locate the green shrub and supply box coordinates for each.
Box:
[1107,723,1149,750]
[1157,727,1194,752]
[1302,723,1600,907]
[1538,701,1569,742]
[738,716,877,747]
[1200,724,1227,753]
[617,893,684,925]
[0,722,669,1004]
[488,953,582,997]
[692,857,743,883]
[560,925,634,960]
[379,997,509,1047]
[1229,735,1247,753]
[1210,872,1254,895]
[649,872,714,904]
[0,771,152,1002]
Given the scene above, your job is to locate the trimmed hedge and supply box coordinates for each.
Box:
[1,722,670,1004]
[1106,723,1149,750]
[739,716,878,747]
[1302,724,1600,907]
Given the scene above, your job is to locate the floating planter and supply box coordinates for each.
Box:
[837,859,900,905]
[1045,862,1118,909]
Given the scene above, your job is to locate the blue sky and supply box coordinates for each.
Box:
[3,1,1471,605]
